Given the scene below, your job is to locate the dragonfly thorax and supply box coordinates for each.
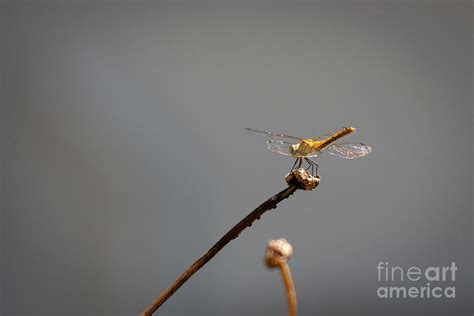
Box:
[290,140,316,157]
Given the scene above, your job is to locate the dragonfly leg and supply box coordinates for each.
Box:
[289,157,303,174]
[305,157,319,176]
[290,158,299,171]
[297,157,303,169]
[304,158,313,175]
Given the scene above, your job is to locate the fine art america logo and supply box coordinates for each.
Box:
[377,262,457,299]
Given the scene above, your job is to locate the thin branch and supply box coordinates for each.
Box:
[141,185,298,316]
[279,262,297,316]
[264,238,297,316]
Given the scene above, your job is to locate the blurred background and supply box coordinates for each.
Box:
[1,2,472,316]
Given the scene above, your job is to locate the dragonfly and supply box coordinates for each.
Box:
[245,127,372,175]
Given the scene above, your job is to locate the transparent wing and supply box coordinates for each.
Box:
[266,140,294,156]
[325,143,372,159]
[306,150,321,158]
[245,128,302,143]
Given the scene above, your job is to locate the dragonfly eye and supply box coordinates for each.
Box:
[290,143,299,153]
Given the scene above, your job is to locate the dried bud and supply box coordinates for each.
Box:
[285,168,320,191]
[264,238,293,269]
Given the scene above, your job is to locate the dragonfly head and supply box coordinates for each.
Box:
[289,143,300,155]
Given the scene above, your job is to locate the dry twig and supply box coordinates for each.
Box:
[141,169,319,315]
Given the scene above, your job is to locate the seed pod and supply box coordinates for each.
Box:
[285,168,320,191]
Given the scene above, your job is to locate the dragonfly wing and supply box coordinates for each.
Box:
[266,140,294,156]
[325,143,372,159]
[245,128,302,142]
[306,150,322,158]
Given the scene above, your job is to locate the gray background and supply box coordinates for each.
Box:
[1,2,472,316]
